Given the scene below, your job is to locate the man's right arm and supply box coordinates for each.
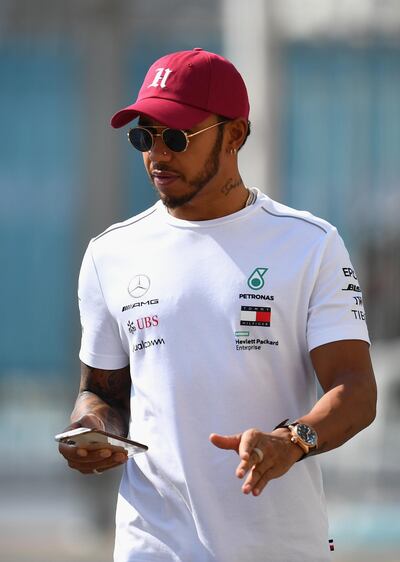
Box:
[58,361,131,474]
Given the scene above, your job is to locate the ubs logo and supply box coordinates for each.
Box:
[128,274,151,298]
[137,315,159,330]
[128,315,159,333]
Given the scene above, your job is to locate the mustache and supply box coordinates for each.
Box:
[151,165,181,175]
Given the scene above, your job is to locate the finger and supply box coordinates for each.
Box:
[251,469,274,496]
[242,458,274,494]
[236,432,262,476]
[112,452,128,463]
[60,414,104,434]
[75,448,113,462]
[66,421,84,431]
[77,450,127,466]
[76,448,88,457]
[242,465,260,493]
[209,433,241,452]
[59,444,112,461]
[68,454,127,473]
[76,449,127,464]
[78,413,106,431]
[58,442,85,460]
[236,449,264,478]
[236,458,249,478]
[238,430,260,461]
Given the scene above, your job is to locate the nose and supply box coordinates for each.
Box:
[147,134,171,161]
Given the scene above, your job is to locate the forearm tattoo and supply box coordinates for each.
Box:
[71,364,131,436]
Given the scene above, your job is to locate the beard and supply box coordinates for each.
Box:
[156,125,224,210]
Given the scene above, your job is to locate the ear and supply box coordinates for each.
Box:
[225,118,248,152]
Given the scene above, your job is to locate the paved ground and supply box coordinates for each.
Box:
[0,473,118,562]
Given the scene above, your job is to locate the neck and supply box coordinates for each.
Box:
[167,175,250,221]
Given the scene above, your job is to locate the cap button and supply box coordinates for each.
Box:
[193,48,203,51]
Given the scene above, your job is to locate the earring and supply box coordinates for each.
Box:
[163,151,168,156]
[230,148,237,155]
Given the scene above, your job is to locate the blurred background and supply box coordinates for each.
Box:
[1,0,399,560]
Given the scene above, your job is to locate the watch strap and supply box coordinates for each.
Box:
[274,418,290,430]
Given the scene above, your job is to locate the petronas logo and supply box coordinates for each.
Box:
[247,268,268,290]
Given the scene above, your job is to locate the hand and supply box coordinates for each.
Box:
[209,427,303,496]
[58,414,128,475]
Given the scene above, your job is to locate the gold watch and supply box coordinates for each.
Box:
[288,423,318,455]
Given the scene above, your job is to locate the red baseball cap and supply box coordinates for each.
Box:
[110,48,250,129]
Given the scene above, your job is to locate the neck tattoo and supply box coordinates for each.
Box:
[220,177,243,196]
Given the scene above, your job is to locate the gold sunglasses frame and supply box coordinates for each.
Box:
[127,120,228,153]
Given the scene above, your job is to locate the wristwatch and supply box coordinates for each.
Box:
[288,423,318,454]
[274,419,318,456]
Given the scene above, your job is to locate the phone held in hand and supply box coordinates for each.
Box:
[55,427,148,458]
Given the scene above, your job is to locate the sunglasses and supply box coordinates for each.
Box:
[127,121,227,153]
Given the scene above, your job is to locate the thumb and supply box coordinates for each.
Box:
[209,433,242,452]
[77,413,105,431]
[65,414,105,432]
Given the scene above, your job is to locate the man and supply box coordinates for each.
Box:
[59,48,377,561]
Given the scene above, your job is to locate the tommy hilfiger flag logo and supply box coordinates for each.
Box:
[240,306,271,327]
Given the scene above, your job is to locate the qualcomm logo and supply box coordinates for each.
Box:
[128,274,151,298]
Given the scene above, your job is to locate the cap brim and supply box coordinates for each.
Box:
[110,98,212,129]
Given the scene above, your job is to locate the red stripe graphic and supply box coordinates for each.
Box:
[256,310,271,322]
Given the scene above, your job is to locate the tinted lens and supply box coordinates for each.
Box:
[128,128,153,152]
[162,129,188,152]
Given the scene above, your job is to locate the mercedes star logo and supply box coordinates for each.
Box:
[128,274,151,298]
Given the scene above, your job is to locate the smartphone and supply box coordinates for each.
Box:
[55,427,148,458]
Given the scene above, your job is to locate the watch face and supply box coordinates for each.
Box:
[296,424,317,446]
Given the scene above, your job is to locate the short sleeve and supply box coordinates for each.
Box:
[78,242,129,369]
[307,229,370,352]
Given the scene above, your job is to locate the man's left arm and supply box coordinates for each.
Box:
[210,339,377,496]
[296,339,376,454]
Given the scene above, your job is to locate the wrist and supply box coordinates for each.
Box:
[272,427,304,462]
[273,419,318,460]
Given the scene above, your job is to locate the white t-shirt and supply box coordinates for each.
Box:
[78,189,370,562]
